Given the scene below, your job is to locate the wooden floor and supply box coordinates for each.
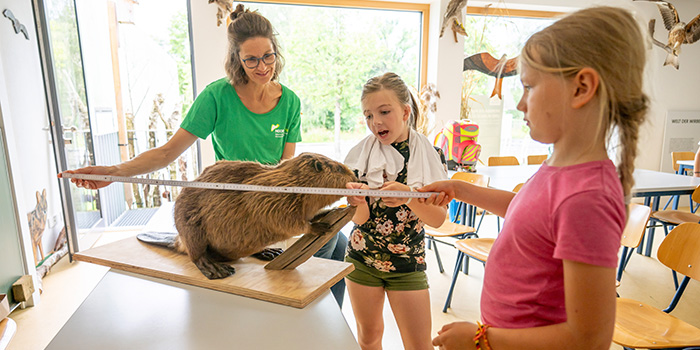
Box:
[6,215,700,350]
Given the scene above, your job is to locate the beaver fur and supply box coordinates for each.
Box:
[166,152,357,279]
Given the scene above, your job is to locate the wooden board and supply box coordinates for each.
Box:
[74,237,353,308]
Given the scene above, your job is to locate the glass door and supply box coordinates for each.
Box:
[0,126,25,307]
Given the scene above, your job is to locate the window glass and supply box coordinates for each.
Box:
[462,14,554,162]
[247,2,423,160]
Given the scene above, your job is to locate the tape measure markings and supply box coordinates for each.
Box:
[61,173,438,199]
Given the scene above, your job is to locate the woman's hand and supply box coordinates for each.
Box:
[346,182,369,206]
[417,180,456,207]
[432,321,478,350]
[58,166,116,190]
[380,181,412,207]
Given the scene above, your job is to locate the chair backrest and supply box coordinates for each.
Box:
[657,222,700,281]
[451,172,489,188]
[527,154,547,165]
[512,183,524,193]
[692,185,700,204]
[620,203,652,249]
[671,151,695,173]
[488,156,520,166]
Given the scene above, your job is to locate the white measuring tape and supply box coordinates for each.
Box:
[61,173,438,199]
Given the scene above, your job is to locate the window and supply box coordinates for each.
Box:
[461,7,558,163]
[245,1,427,160]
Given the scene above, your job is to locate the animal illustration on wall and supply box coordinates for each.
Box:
[634,0,700,69]
[440,0,469,43]
[463,52,518,99]
[208,0,233,26]
[135,153,358,279]
[27,189,48,266]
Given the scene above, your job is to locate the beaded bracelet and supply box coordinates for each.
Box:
[473,321,492,350]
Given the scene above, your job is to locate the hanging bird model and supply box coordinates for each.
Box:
[634,0,700,69]
[463,52,518,99]
[440,0,469,43]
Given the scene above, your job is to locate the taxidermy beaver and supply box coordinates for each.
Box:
[137,153,357,279]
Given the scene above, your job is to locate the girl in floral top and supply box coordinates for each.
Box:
[344,72,447,350]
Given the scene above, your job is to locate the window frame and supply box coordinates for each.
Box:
[246,0,430,87]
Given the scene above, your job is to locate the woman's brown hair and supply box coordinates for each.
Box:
[224,4,284,86]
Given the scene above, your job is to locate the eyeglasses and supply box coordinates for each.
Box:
[241,52,277,69]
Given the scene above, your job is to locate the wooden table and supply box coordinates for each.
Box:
[45,270,360,350]
[472,165,700,256]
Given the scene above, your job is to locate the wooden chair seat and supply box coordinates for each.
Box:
[425,221,476,238]
[455,238,494,263]
[614,298,700,349]
[613,222,700,349]
[650,210,700,226]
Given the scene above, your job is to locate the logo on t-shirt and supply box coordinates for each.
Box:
[271,124,286,138]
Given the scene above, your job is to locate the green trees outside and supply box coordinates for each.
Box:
[254,4,422,143]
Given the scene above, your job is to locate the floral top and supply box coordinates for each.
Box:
[347,139,446,273]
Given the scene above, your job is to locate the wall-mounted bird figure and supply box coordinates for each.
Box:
[463,52,518,99]
[208,0,233,27]
[440,0,468,43]
[3,9,29,40]
[634,0,700,69]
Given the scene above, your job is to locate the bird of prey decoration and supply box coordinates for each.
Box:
[2,9,29,40]
[440,0,469,43]
[208,0,233,27]
[634,0,700,69]
[463,52,518,99]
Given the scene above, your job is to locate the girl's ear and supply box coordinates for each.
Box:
[403,104,411,122]
[571,67,599,109]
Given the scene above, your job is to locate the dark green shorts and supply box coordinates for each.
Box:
[345,257,429,291]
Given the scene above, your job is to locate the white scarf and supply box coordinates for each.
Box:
[344,128,447,189]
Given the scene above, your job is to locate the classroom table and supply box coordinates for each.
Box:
[472,165,700,256]
[677,159,695,175]
[46,269,360,350]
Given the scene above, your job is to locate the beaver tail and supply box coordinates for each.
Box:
[137,232,179,249]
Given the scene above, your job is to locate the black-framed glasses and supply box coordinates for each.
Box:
[241,52,277,69]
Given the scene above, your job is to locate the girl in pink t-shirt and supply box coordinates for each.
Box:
[421,6,648,350]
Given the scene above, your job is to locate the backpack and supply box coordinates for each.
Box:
[434,120,481,172]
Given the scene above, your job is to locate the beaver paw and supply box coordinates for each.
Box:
[309,221,332,235]
[251,248,284,261]
[194,257,236,279]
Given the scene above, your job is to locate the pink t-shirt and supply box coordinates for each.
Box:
[480,160,625,328]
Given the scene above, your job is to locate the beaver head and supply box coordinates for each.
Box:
[275,152,357,188]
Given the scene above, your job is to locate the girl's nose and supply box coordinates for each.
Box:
[516,97,526,113]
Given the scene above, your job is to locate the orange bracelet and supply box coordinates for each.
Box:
[473,322,492,350]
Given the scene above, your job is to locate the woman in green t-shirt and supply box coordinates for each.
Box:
[60,4,347,306]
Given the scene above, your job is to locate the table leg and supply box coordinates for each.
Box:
[637,196,651,255]
[644,196,661,257]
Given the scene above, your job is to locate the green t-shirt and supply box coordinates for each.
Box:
[181,78,302,165]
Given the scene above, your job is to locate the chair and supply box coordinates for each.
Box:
[616,203,652,283]
[441,183,523,312]
[613,222,700,350]
[649,185,700,288]
[662,152,697,212]
[527,154,547,165]
[424,172,489,274]
[672,152,696,176]
[488,156,520,166]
